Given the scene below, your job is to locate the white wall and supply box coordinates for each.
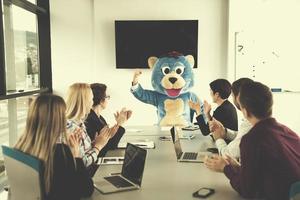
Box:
[272,93,300,134]
[49,0,300,133]
[50,0,95,97]
[228,0,300,90]
[227,0,300,133]
[93,0,229,125]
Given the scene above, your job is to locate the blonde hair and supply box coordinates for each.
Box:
[15,94,67,194]
[65,83,92,121]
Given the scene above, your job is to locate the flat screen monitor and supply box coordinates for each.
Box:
[115,20,198,69]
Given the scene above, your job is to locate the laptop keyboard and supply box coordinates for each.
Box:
[104,176,134,188]
[183,152,198,160]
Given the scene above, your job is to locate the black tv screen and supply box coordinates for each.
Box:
[115,20,198,69]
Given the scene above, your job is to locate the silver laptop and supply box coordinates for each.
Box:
[170,126,210,163]
[94,143,147,194]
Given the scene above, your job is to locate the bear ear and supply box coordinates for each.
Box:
[185,55,194,68]
[148,57,158,69]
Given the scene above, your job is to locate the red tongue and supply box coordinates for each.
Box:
[166,89,181,97]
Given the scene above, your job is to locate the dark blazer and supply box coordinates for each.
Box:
[47,144,94,200]
[196,100,238,136]
[85,109,125,157]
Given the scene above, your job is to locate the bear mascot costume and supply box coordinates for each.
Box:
[131,51,202,126]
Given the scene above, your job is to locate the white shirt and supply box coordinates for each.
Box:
[215,118,252,159]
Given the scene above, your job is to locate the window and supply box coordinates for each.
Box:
[0,0,51,188]
[0,0,52,99]
[3,4,40,92]
[0,97,31,159]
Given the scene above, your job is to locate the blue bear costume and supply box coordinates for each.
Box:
[131,51,203,126]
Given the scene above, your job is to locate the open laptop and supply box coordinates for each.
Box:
[94,143,147,194]
[170,126,211,163]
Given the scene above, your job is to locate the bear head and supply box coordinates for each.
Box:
[148,51,195,98]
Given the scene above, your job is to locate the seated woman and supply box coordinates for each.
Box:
[15,94,93,200]
[189,79,238,136]
[85,83,132,157]
[65,83,118,176]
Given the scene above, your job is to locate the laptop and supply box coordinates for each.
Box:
[94,143,147,194]
[170,126,211,163]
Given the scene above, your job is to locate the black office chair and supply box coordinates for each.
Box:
[2,145,45,200]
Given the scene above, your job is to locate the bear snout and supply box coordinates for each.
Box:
[169,77,177,84]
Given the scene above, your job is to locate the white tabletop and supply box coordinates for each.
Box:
[123,125,168,136]
[84,126,245,200]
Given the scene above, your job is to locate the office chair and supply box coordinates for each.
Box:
[2,145,45,200]
[290,181,300,200]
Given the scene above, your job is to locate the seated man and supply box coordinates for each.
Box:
[190,79,238,136]
[204,81,300,200]
[208,78,253,159]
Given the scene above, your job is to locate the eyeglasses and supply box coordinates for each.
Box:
[105,95,111,100]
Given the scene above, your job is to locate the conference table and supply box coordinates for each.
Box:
[84,126,245,200]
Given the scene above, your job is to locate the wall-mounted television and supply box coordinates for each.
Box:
[115,20,198,69]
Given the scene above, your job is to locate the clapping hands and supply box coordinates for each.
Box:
[204,154,240,172]
[68,128,82,158]
[203,100,212,116]
[209,118,226,140]
[114,107,132,126]
[94,126,114,150]
[204,154,229,172]
[188,100,202,116]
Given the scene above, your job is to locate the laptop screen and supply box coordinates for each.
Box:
[121,143,147,186]
[170,127,183,159]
